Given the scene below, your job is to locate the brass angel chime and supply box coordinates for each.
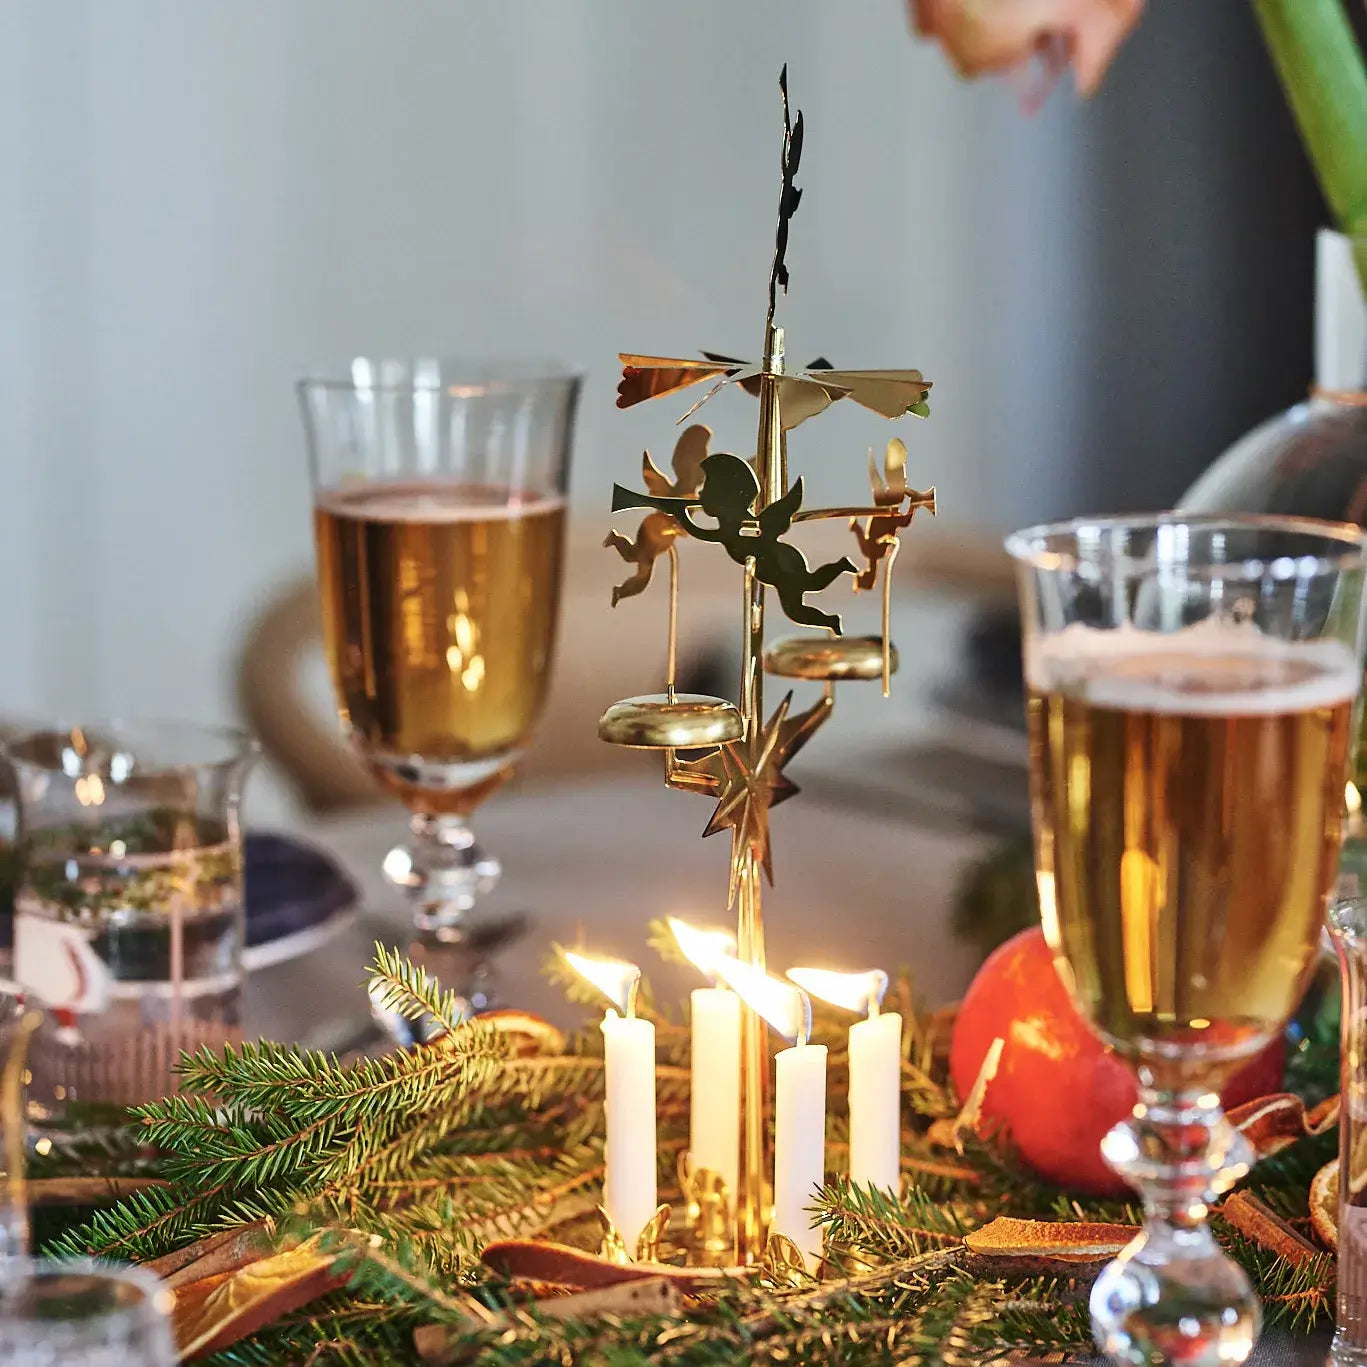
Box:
[598,67,936,1266]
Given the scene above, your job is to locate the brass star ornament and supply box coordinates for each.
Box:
[668,690,831,904]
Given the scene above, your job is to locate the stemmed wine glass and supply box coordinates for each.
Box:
[1007,514,1367,1366]
[298,361,580,980]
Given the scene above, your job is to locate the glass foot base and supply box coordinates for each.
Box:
[1093,1090,1260,1367]
[1333,1334,1367,1367]
[1091,1232,1260,1367]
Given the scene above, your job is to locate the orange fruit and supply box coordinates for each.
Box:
[949,927,1286,1196]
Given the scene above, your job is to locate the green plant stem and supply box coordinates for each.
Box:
[1252,0,1367,246]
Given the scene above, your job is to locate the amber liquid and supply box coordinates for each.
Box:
[314,482,565,798]
[1028,639,1355,1069]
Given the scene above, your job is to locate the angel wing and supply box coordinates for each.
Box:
[616,356,743,410]
[756,477,804,540]
[818,370,932,421]
[870,437,909,505]
[642,424,710,498]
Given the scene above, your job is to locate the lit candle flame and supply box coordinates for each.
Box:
[786,967,888,1017]
[667,917,737,981]
[714,955,811,1046]
[564,949,641,1017]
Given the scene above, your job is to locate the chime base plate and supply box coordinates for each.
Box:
[763,635,897,682]
[597,694,744,749]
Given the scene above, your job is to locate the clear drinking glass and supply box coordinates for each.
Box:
[1007,514,1367,1366]
[1330,896,1367,1366]
[0,1259,176,1367]
[4,722,254,1112]
[298,360,580,948]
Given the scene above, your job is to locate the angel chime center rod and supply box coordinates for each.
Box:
[735,320,787,1262]
[596,66,935,1265]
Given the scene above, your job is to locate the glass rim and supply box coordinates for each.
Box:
[1,717,259,774]
[1004,511,1367,578]
[296,358,584,397]
[0,1256,173,1330]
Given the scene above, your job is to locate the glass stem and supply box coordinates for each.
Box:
[1090,1083,1260,1366]
[1114,1085,1252,1228]
[383,813,501,939]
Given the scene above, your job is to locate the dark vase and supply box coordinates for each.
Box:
[1183,230,1367,525]
[1182,229,1367,890]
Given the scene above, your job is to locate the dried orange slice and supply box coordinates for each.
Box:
[1311,1159,1338,1250]
[479,1009,566,1056]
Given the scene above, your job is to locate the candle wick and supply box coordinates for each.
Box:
[867,996,880,1019]
[795,989,812,1048]
[626,974,641,1019]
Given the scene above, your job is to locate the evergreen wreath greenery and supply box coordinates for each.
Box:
[38,933,1339,1365]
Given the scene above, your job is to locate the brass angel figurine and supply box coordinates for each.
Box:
[603,425,710,606]
[850,437,936,591]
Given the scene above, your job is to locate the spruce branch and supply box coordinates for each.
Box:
[815,1177,967,1263]
[367,941,471,1036]
[44,942,1342,1362]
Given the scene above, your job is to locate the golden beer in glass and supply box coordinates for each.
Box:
[1008,515,1367,1367]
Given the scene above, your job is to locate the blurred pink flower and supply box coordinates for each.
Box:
[910,0,1145,97]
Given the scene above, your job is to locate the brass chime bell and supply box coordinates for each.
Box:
[597,693,745,749]
[763,634,898,683]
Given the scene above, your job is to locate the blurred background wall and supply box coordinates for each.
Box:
[0,0,1322,734]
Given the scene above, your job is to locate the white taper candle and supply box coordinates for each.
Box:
[601,1008,657,1253]
[773,1040,827,1272]
[848,1010,902,1191]
[689,986,741,1195]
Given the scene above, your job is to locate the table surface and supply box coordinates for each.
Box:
[244,793,1334,1367]
[249,769,994,1045]
[249,589,1017,1042]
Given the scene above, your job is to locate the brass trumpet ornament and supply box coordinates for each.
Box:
[598,66,936,1264]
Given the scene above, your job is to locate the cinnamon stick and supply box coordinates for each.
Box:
[171,1236,346,1361]
[1221,1191,1321,1266]
[1228,1092,1339,1160]
[144,1219,275,1287]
